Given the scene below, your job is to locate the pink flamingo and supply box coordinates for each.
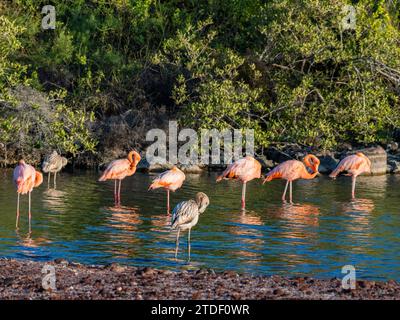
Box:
[13,160,43,228]
[216,156,262,210]
[329,152,371,198]
[99,151,141,205]
[263,154,320,204]
[148,166,186,215]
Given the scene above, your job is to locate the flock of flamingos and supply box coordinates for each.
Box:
[11,149,372,260]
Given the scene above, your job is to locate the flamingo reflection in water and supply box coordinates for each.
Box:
[151,213,172,231]
[266,203,320,246]
[228,210,265,264]
[106,206,142,231]
[15,229,52,260]
[16,230,51,248]
[105,205,143,258]
[42,188,68,213]
[268,203,320,265]
[342,198,375,237]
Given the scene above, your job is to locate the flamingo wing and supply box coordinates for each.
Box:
[216,159,239,181]
[246,158,262,181]
[236,157,261,181]
[264,160,303,182]
[34,171,43,187]
[171,200,199,229]
[99,159,130,181]
[149,168,185,190]
[217,157,258,181]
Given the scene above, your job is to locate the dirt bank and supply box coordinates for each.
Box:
[0,258,399,300]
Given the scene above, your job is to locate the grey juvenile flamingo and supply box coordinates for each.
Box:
[171,192,209,262]
[42,150,67,188]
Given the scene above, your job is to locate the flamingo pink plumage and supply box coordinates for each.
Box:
[216,156,262,210]
[148,166,186,215]
[99,151,141,205]
[329,152,372,198]
[263,154,320,203]
[13,160,43,228]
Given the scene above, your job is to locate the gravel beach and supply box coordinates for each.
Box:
[0,258,399,300]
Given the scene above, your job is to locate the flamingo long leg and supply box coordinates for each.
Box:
[241,182,247,210]
[187,228,191,262]
[351,176,356,199]
[47,173,51,188]
[175,228,180,259]
[167,189,170,215]
[113,180,117,204]
[54,172,57,189]
[282,180,289,201]
[289,181,293,204]
[28,191,32,229]
[16,193,20,228]
[118,179,122,205]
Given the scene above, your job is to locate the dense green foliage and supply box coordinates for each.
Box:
[1,0,400,163]
[0,5,96,162]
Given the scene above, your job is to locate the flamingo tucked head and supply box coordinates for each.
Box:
[356,152,372,173]
[195,192,210,213]
[128,150,141,167]
[303,154,320,174]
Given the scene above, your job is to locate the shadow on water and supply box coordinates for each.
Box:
[1,169,400,281]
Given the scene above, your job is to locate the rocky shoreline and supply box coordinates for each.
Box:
[0,258,399,300]
[2,141,400,175]
[137,144,395,174]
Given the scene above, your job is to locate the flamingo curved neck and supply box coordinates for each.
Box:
[301,163,319,179]
[302,170,318,179]
[128,151,141,167]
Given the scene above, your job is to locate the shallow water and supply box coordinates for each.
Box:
[1,168,399,281]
